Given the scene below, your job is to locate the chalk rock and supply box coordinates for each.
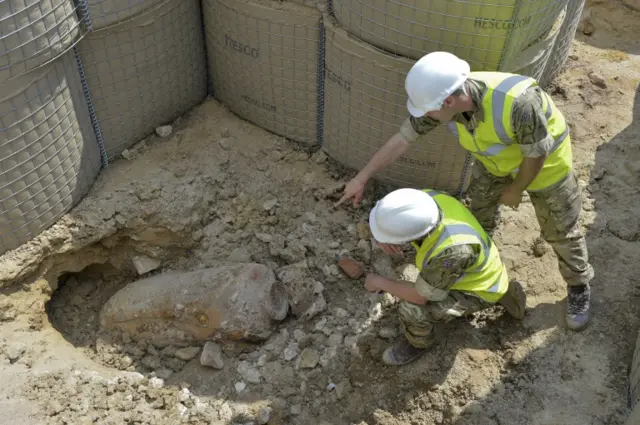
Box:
[277,261,326,319]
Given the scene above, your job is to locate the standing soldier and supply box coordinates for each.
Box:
[336,51,594,331]
[363,188,526,365]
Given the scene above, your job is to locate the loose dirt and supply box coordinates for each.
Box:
[0,1,639,424]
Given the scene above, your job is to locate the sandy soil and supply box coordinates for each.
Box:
[0,1,639,424]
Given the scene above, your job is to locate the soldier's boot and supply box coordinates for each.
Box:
[382,335,433,366]
[566,283,590,331]
[497,279,527,320]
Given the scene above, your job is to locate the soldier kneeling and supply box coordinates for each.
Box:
[365,188,526,366]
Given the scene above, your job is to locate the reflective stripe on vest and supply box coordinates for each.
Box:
[446,72,572,191]
[414,190,509,303]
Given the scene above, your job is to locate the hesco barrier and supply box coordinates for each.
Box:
[322,16,470,194]
[0,0,83,83]
[203,0,322,146]
[540,0,585,86]
[501,5,566,81]
[77,0,208,159]
[0,50,102,255]
[85,0,166,30]
[330,0,567,72]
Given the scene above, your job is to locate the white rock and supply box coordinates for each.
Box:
[200,342,224,369]
[314,318,327,331]
[297,348,320,369]
[175,346,200,361]
[333,308,348,319]
[283,343,300,361]
[257,354,269,367]
[131,256,161,275]
[149,377,164,388]
[219,402,233,420]
[155,125,173,138]
[290,404,302,416]
[235,382,246,393]
[6,343,25,362]
[293,329,306,341]
[263,198,278,211]
[178,388,190,402]
[237,361,262,384]
[258,407,272,424]
[176,403,188,416]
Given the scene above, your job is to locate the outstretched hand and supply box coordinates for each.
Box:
[334,176,367,208]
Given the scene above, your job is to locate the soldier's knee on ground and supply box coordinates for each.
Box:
[498,279,527,320]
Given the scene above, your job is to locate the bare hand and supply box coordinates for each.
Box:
[376,241,403,255]
[499,185,523,209]
[364,273,385,293]
[335,176,367,207]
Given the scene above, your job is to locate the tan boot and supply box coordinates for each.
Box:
[497,279,527,320]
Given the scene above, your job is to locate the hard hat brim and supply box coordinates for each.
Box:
[407,98,431,118]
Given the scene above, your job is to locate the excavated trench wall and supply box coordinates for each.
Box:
[0,0,581,257]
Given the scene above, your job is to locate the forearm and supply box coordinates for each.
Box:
[511,155,546,190]
[376,277,427,305]
[356,133,409,180]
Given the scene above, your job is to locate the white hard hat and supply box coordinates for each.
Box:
[405,51,471,117]
[369,188,440,244]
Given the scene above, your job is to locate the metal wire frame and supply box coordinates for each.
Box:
[0,0,90,83]
[330,0,567,73]
[322,18,470,194]
[76,0,208,159]
[0,49,102,254]
[203,0,322,146]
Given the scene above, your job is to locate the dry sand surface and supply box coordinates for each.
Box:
[0,1,639,424]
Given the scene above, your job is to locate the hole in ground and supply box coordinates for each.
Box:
[46,263,130,349]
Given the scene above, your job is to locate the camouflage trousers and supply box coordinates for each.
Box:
[398,292,490,348]
[467,161,594,287]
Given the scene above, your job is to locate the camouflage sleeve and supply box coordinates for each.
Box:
[398,115,440,143]
[511,86,555,158]
[415,244,480,301]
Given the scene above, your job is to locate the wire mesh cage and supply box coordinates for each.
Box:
[0,49,102,255]
[203,0,322,146]
[84,0,166,30]
[501,4,566,80]
[330,0,568,72]
[539,0,585,86]
[0,0,85,83]
[77,0,208,159]
[322,15,470,195]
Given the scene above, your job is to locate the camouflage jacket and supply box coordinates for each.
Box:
[414,243,480,302]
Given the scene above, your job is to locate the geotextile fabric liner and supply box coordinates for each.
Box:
[501,5,566,81]
[77,0,208,159]
[322,16,470,195]
[85,0,166,30]
[0,0,82,83]
[330,0,567,71]
[0,50,101,255]
[539,0,585,86]
[203,0,321,145]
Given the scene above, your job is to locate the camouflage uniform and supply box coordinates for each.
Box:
[398,243,487,348]
[398,79,594,289]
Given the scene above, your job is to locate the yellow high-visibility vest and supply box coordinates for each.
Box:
[447,72,572,191]
[412,190,509,303]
